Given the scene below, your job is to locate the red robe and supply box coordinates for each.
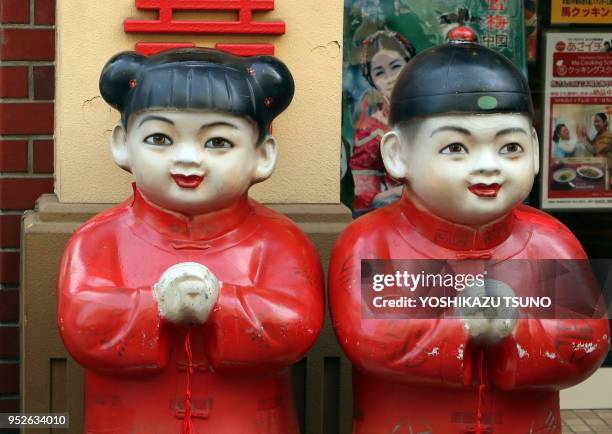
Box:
[350,100,401,213]
[329,193,610,434]
[57,185,324,434]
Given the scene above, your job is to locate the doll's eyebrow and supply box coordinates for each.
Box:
[138,115,175,127]
[199,121,239,131]
[495,127,529,137]
[430,126,471,137]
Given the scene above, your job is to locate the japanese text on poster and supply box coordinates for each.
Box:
[541,32,612,210]
[552,0,612,24]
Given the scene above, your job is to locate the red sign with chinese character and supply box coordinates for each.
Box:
[125,0,285,56]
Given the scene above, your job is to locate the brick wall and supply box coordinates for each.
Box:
[0,0,56,415]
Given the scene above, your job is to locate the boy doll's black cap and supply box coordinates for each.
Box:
[389,27,533,126]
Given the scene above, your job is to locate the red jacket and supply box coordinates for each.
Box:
[329,193,609,434]
[57,186,324,434]
[350,100,401,212]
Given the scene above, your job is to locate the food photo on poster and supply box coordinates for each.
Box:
[542,31,612,210]
[549,105,610,193]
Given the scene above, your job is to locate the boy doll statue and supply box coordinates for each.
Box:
[329,28,610,434]
[57,49,324,434]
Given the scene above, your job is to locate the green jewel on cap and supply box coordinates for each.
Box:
[477,95,498,110]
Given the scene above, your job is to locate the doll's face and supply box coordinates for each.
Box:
[370,49,407,101]
[382,114,539,226]
[110,110,277,215]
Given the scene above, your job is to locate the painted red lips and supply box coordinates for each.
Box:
[171,174,204,189]
[468,183,501,198]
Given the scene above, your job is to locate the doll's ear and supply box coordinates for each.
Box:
[110,122,131,172]
[252,135,278,184]
[381,130,410,181]
[531,127,540,176]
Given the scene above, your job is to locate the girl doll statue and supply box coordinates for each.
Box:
[57,49,324,434]
[350,30,416,216]
[329,28,610,433]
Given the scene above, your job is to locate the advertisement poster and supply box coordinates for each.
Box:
[525,0,538,62]
[541,32,612,210]
[551,0,612,24]
[340,0,526,217]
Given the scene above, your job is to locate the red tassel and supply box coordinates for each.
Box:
[476,348,485,434]
[183,327,194,434]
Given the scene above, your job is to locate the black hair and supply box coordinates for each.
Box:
[99,48,294,143]
[553,123,566,143]
[524,0,536,13]
[595,112,608,125]
[361,30,416,88]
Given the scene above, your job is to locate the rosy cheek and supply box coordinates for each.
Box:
[225,170,246,190]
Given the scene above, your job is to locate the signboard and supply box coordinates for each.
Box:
[124,0,285,56]
[541,31,612,210]
[551,0,612,24]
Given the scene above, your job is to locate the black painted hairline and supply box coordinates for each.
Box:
[393,113,535,138]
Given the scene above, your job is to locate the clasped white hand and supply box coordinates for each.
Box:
[462,317,517,343]
[457,279,518,344]
[153,262,221,324]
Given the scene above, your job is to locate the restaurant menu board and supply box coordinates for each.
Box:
[340,0,526,215]
[541,31,612,210]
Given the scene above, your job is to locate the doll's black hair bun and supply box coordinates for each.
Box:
[99,51,146,111]
[247,56,295,120]
[98,48,295,143]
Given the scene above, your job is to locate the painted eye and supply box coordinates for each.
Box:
[440,143,468,154]
[500,142,524,155]
[144,133,173,146]
[204,137,233,149]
